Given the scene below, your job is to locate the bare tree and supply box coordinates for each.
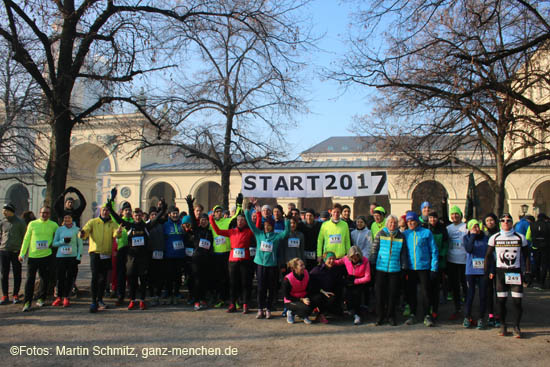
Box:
[0,0,286,212]
[336,0,550,215]
[123,0,312,208]
[0,39,46,183]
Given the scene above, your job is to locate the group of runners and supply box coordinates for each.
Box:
[2,186,548,339]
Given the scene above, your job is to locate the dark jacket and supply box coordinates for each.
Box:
[0,215,26,252]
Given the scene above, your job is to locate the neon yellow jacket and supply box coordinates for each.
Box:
[19,219,59,259]
[211,205,242,253]
[317,220,351,259]
[81,217,120,255]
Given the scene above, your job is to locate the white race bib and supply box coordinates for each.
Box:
[60,246,73,255]
[199,239,211,250]
[172,240,184,251]
[233,248,245,259]
[132,236,145,247]
[288,238,300,248]
[100,254,111,260]
[304,251,316,260]
[215,236,227,246]
[329,234,342,244]
[152,250,163,260]
[185,248,194,257]
[36,240,49,250]
[472,258,484,269]
[260,241,273,253]
[249,247,256,257]
[505,272,521,285]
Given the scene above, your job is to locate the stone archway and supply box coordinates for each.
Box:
[354,195,391,217]
[475,180,509,219]
[194,181,223,213]
[5,184,29,216]
[147,182,176,210]
[533,180,550,216]
[411,180,449,216]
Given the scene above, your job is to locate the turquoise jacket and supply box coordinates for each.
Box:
[371,228,407,273]
[53,225,83,260]
[403,226,438,272]
[245,210,289,267]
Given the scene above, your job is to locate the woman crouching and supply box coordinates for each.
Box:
[283,258,313,324]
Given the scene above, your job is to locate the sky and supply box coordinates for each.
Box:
[284,0,375,157]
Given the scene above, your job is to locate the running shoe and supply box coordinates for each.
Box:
[0,296,9,305]
[235,302,241,310]
[318,313,329,324]
[256,309,264,319]
[199,301,208,310]
[52,297,62,307]
[499,325,508,336]
[127,300,137,310]
[89,303,98,313]
[214,300,225,308]
[22,302,31,312]
[286,310,295,324]
[404,314,415,325]
[487,317,496,328]
[449,312,460,321]
[12,295,20,304]
[242,304,249,314]
[353,314,361,325]
[265,309,272,319]
[194,302,201,311]
[494,318,502,328]
[98,300,108,310]
[447,294,453,301]
[282,308,287,317]
[63,298,70,307]
[402,304,411,317]
[424,315,434,327]
[36,298,45,307]
[513,326,522,338]
[227,304,236,313]
[431,312,438,320]
[477,318,485,330]
[375,319,384,326]
[463,318,471,328]
[139,301,146,310]
[303,317,312,325]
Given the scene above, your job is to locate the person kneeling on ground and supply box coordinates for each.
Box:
[284,258,314,325]
[309,252,344,324]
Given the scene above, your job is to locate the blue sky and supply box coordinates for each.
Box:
[285,0,375,157]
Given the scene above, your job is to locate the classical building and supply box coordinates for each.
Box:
[1,114,550,225]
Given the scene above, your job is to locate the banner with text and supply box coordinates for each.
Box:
[241,171,388,198]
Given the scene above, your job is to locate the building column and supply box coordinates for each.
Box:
[508,199,532,219]
[389,199,412,217]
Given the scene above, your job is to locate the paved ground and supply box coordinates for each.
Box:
[1,253,549,366]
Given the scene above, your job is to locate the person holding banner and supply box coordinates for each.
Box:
[316,203,351,260]
[244,208,289,319]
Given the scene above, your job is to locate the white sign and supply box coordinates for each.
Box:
[241,171,388,198]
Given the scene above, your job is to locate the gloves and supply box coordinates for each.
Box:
[110,187,117,200]
[430,271,438,281]
[345,275,356,287]
[185,194,194,206]
[236,193,243,206]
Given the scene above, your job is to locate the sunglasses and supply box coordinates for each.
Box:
[500,219,513,223]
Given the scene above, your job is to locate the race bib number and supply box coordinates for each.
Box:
[185,248,194,257]
[329,234,342,245]
[472,258,484,269]
[260,241,273,253]
[233,248,245,259]
[100,254,111,260]
[199,239,211,250]
[451,241,462,250]
[215,236,227,246]
[505,272,521,285]
[249,247,256,257]
[304,251,316,260]
[288,238,300,248]
[152,250,163,260]
[36,240,49,250]
[172,240,184,251]
[132,236,145,247]
[60,246,73,255]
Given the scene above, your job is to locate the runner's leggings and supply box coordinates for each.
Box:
[228,260,252,305]
[465,274,488,319]
[499,297,522,327]
[256,265,278,310]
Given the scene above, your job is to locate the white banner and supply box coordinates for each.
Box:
[241,171,388,198]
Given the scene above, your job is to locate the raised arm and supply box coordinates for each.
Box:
[209,214,232,237]
[186,195,198,232]
[69,187,87,217]
[244,210,262,236]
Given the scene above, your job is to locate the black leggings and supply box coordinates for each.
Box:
[90,253,111,303]
[345,283,366,315]
[213,253,230,301]
[164,258,184,297]
[56,257,77,298]
[499,296,522,327]
[229,260,252,305]
[310,292,339,315]
[126,255,148,301]
[24,256,51,303]
[429,270,443,314]
[286,300,313,319]
[0,251,21,297]
[148,258,165,298]
[405,270,431,317]
[447,262,466,311]
[256,265,278,310]
[192,255,212,302]
[376,270,401,320]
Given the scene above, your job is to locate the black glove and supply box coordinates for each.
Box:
[345,275,356,287]
[236,193,243,206]
[185,194,194,206]
[430,271,438,281]
[110,187,117,200]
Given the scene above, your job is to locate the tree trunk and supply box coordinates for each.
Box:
[221,166,230,210]
[493,158,507,217]
[43,113,72,221]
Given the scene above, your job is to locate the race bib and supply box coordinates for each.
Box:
[60,246,73,255]
[152,250,163,260]
[36,240,49,250]
[199,239,211,250]
[260,241,273,253]
[215,236,227,246]
[233,248,245,259]
[249,247,256,257]
[304,251,316,260]
[451,240,462,250]
[505,272,521,285]
[132,236,145,247]
[100,254,111,260]
[185,248,194,257]
[172,240,184,251]
[288,238,300,248]
[472,258,484,269]
[329,234,342,244]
